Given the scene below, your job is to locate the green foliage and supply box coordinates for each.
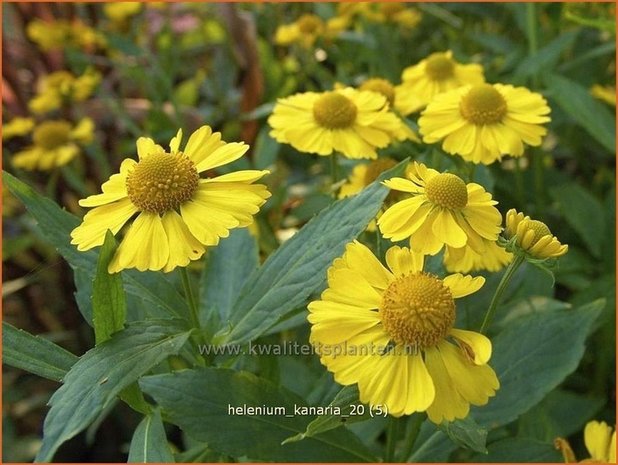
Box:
[140,368,377,462]
[35,321,192,462]
[438,417,488,454]
[473,438,561,462]
[128,409,175,463]
[2,322,78,382]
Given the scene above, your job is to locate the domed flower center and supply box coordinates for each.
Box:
[425,173,468,209]
[313,92,358,129]
[380,272,455,349]
[363,158,398,185]
[425,53,455,81]
[298,14,322,34]
[380,2,405,18]
[360,78,396,107]
[524,219,551,246]
[459,84,507,125]
[126,152,199,214]
[32,121,71,150]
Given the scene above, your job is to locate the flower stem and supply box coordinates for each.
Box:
[180,268,200,329]
[398,412,425,462]
[480,255,525,334]
[384,416,399,463]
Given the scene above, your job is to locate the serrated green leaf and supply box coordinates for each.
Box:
[93,231,126,344]
[200,228,258,326]
[473,438,561,462]
[35,320,191,462]
[219,160,408,346]
[140,368,377,462]
[438,417,487,454]
[473,301,603,429]
[550,183,606,258]
[128,409,175,463]
[2,322,78,382]
[283,385,370,443]
[545,73,616,153]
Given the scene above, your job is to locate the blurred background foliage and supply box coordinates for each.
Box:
[2,2,615,462]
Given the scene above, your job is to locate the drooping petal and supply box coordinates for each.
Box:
[108,212,169,273]
[161,210,205,272]
[431,209,467,248]
[70,198,138,250]
[449,328,492,365]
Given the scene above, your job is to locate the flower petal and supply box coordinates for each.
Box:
[443,274,485,299]
[385,245,424,276]
[449,328,492,365]
[161,210,205,273]
[78,159,135,207]
[169,128,183,153]
[195,142,249,173]
[136,137,164,159]
[432,209,467,248]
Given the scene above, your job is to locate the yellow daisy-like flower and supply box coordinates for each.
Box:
[400,51,485,112]
[308,241,499,422]
[378,162,502,255]
[103,2,143,23]
[27,19,105,51]
[3,117,35,140]
[274,14,325,48]
[12,118,94,171]
[29,69,101,114]
[372,2,422,28]
[70,125,270,273]
[444,240,513,274]
[505,209,568,259]
[590,84,616,106]
[555,421,616,463]
[268,88,401,159]
[359,77,424,124]
[419,83,551,165]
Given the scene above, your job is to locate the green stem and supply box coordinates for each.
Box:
[330,152,339,198]
[180,268,200,329]
[384,416,399,463]
[398,412,425,462]
[480,255,525,334]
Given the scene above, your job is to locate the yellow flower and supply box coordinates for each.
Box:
[3,117,35,140]
[29,69,101,114]
[274,14,325,48]
[27,19,105,51]
[339,158,399,231]
[373,2,422,28]
[400,51,485,111]
[12,118,94,171]
[444,240,513,273]
[419,83,551,165]
[505,209,568,259]
[591,84,616,106]
[359,77,423,118]
[308,241,499,422]
[103,2,142,23]
[555,420,616,463]
[70,125,271,273]
[378,162,502,255]
[268,88,401,159]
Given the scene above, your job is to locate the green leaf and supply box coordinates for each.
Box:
[35,320,191,462]
[92,231,126,344]
[3,172,190,324]
[408,422,456,462]
[219,160,408,345]
[2,322,77,382]
[550,183,606,258]
[544,73,616,153]
[128,409,175,463]
[513,30,579,80]
[438,417,487,454]
[253,125,280,170]
[140,368,377,462]
[283,385,371,443]
[473,301,603,429]
[473,438,561,462]
[200,228,258,326]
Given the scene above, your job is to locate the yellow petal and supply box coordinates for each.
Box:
[425,345,470,423]
[70,198,138,251]
[385,245,424,276]
[342,241,392,290]
[169,128,183,153]
[108,212,169,273]
[409,209,444,255]
[443,274,485,298]
[378,197,430,241]
[161,210,205,272]
[383,177,423,193]
[432,209,467,248]
[309,306,381,345]
[585,421,613,461]
[136,137,164,159]
[195,142,249,173]
[184,125,224,165]
[449,328,492,365]
[78,159,135,207]
[325,267,383,309]
[205,170,269,184]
